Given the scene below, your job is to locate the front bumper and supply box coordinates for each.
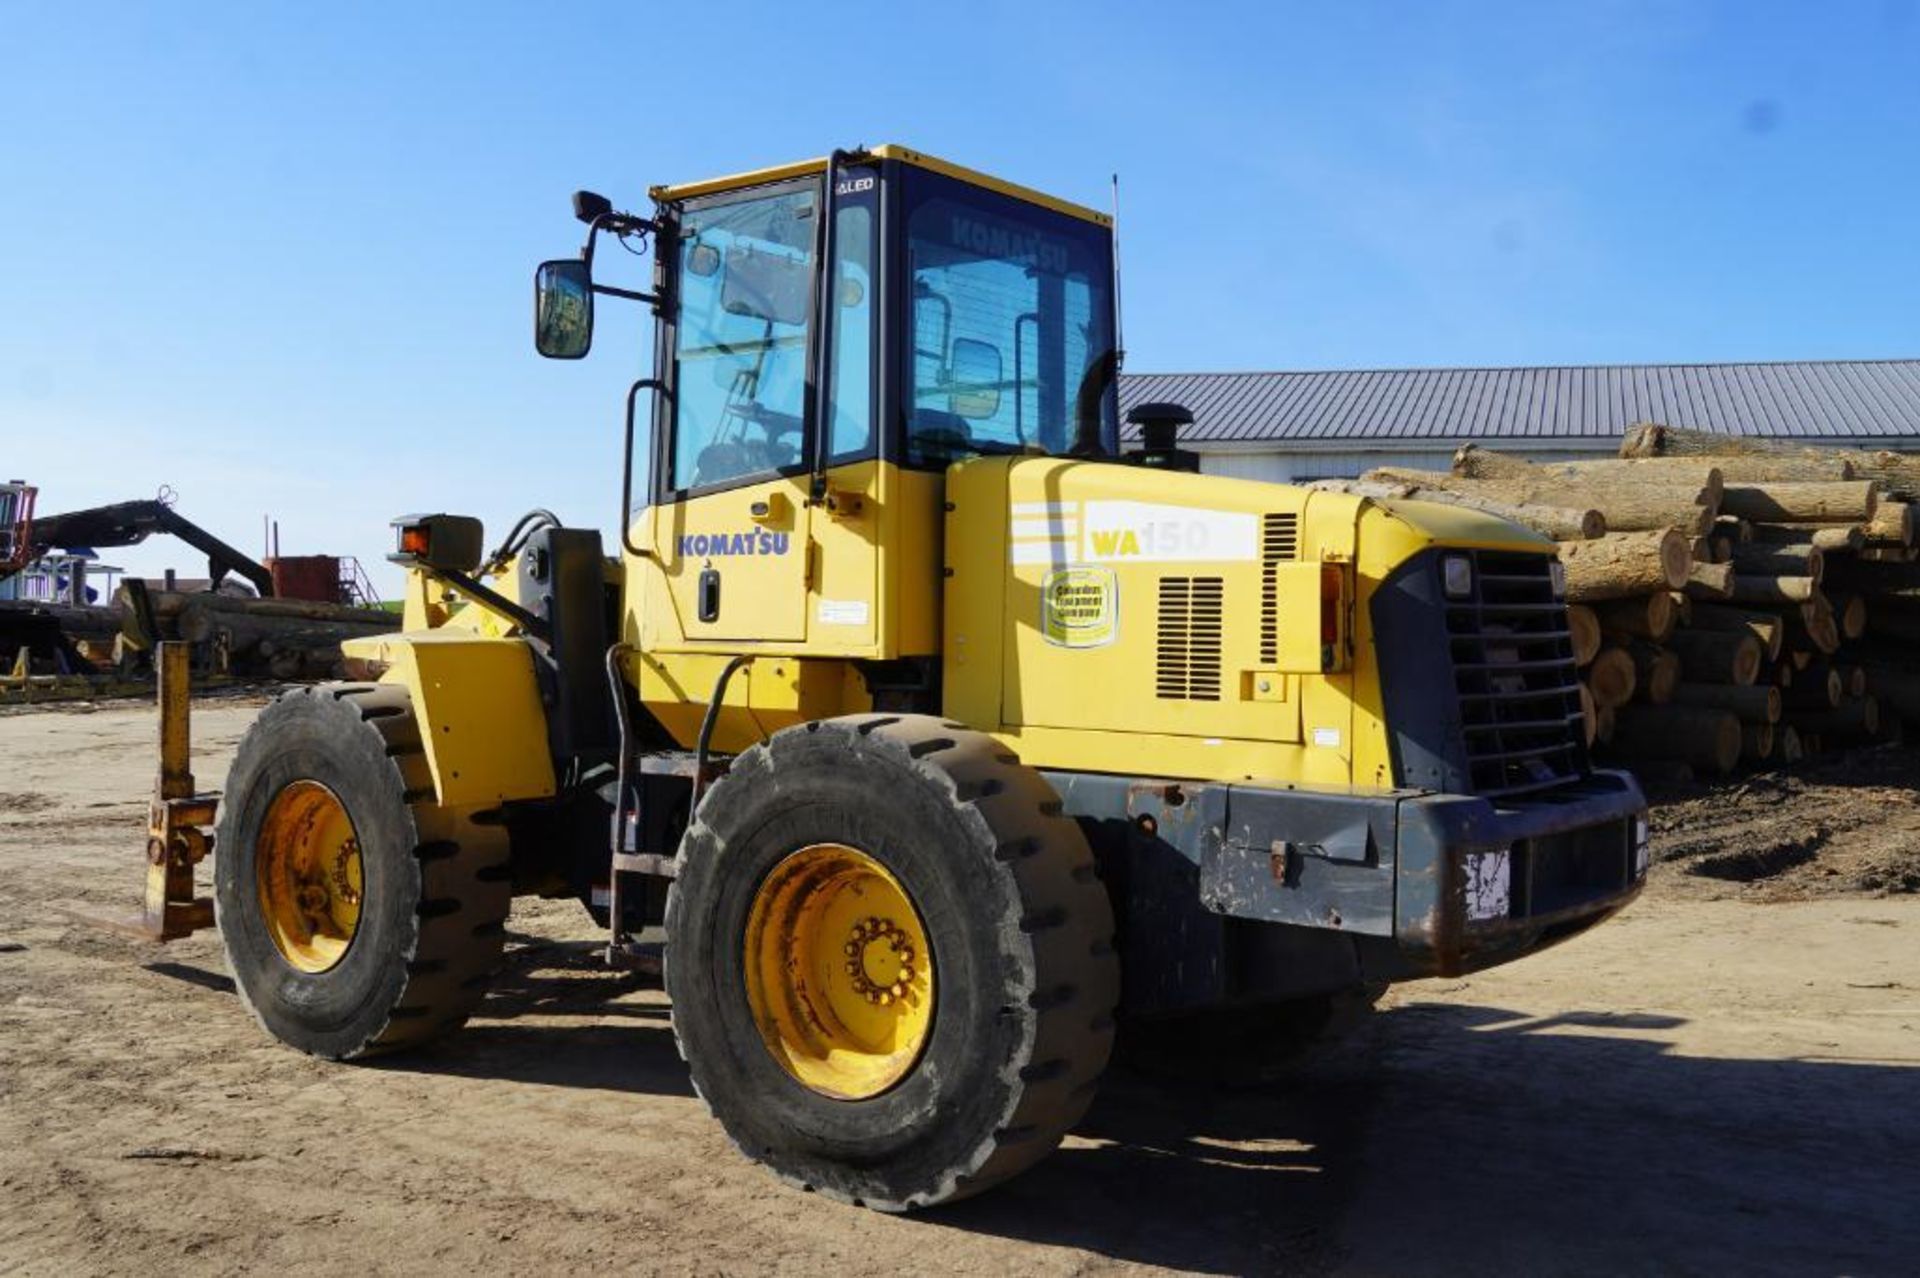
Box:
[1048,767,1648,982]
[1386,769,1649,975]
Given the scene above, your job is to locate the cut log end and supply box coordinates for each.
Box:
[1587,647,1639,710]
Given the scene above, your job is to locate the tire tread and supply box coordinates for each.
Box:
[669,711,1117,1211]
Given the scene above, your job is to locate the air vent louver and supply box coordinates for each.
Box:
[1258,513,1300,664]
[1156,576,1224,700]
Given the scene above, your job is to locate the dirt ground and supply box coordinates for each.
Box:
[2,700,1917,1276]
[1646,742,1920,899]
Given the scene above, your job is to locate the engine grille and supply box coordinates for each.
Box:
[1156,576,1224,701]
[1258,513,1299,664]
[1446,551,1586,797]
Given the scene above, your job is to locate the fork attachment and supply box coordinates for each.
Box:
[143,641,218,940]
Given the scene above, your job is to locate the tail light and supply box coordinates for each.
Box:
[1319,561,1351,672]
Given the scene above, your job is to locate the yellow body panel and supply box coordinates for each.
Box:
[636,649,869,755]
[340,630,558,807]
[614,442,1554,800]
[650,143,1111,226]
[614,442,1555,795]
[942,457,1550,789]
[625,460,935,744]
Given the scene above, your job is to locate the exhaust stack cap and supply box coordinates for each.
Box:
[1127,401,1193,452]
[1125,402,1199,472]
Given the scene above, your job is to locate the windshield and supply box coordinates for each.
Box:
[903,171,1117,465]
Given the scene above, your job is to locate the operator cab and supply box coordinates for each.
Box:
[536,145,1120,505]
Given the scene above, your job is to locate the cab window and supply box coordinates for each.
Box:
[668,184,816,493]
[827,201,875,461]
[902,172,1116,466]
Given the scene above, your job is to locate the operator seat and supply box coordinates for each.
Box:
[909,407,975,462]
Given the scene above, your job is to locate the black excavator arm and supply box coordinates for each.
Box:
[27,500,274,597]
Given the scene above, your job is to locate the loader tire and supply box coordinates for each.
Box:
[665,713,1118,1211]
[214,683,511,1059]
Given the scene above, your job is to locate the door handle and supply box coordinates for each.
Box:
[697,567,721,623]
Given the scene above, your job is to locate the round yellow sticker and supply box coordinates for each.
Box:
[1041,567,1118,648]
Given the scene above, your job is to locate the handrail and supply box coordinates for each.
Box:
[622,378,669,558]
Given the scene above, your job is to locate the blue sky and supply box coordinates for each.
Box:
[3,2,1915,590]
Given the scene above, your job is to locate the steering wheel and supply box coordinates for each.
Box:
[730,400,803,439]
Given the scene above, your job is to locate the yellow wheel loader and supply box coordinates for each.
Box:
[141,145,1648,1210]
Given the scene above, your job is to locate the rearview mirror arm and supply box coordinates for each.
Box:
[579,210,668,310]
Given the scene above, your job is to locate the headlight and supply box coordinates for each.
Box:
[1633,814,1651,876]
[1442,554,1473,599]
[1549,559,1567,599]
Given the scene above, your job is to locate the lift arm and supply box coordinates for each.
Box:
[27,499,275,597]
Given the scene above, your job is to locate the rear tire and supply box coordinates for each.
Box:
[665,713,1118,1210]
[214,683,511,1059]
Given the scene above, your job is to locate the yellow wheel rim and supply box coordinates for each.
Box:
[256,780,364,974]
[743,843,935,1100]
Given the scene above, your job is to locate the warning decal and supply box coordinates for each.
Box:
[1041,567,1118,648]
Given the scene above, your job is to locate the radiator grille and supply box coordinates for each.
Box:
[1258,513,1300,664]
[1156,576,1224,700]
[1447,551,1586,797]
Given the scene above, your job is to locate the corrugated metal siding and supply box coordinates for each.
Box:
[1199,447,1598,485]
[1119,360,1920,446]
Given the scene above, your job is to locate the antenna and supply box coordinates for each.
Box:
[1110,173,1126,373]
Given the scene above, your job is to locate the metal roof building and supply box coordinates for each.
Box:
[1118,359,1920,485]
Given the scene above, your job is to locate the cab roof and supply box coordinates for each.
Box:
[648,144,1112,228]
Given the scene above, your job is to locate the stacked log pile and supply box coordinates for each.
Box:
[1355,427,1919,781]
[115,587,398,679]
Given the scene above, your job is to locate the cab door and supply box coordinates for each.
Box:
[655,481,811,642]
[651,179,821,643]
[647,171,887,650]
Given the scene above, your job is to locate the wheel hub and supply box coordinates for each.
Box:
[844,916,917,1004]
[255,780,364,974]
[743,844,935,1099]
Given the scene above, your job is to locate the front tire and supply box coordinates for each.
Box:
[665,714,1118,1210]
[214,683,511,1059]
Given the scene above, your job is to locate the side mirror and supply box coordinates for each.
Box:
[948,337,1003,420]
[534,259,594,359]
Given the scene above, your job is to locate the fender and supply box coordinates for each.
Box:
[341,631,557,808]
